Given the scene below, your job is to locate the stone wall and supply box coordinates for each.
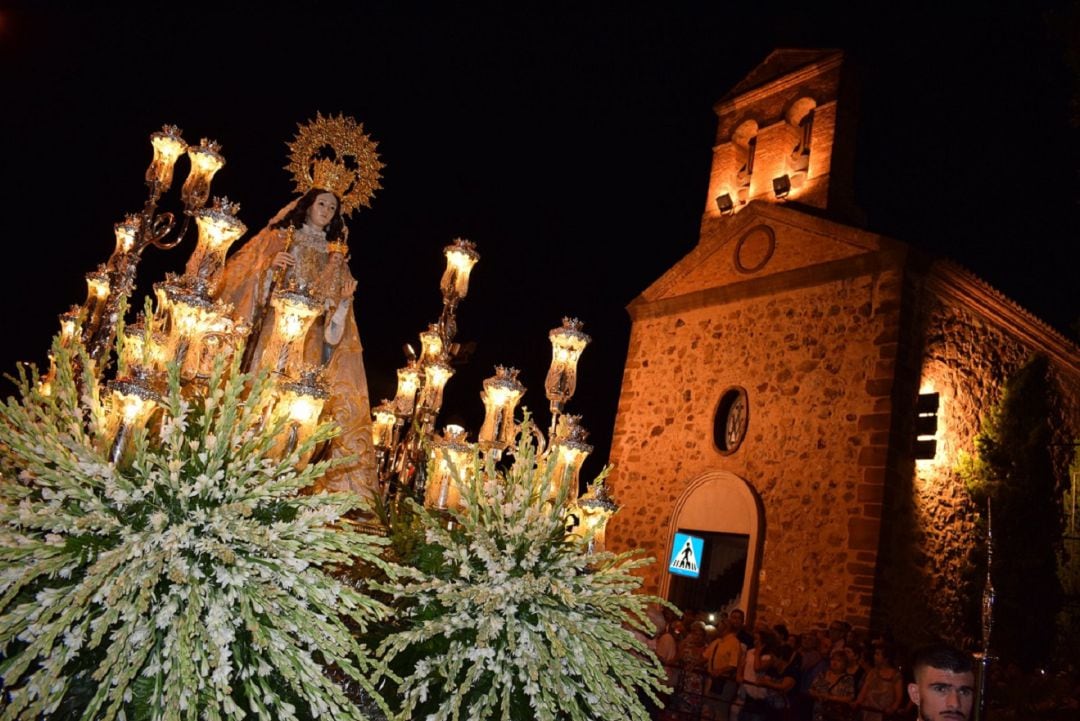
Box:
[877,275,1080,646]
[608,264,905,631]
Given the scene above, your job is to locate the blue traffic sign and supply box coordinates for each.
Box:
[669,532,703,578]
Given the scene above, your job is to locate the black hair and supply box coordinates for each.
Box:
[910,644,974,680]
[271,188,345,241]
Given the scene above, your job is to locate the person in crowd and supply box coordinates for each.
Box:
[798,632,824,682]
[854,644,903,721]
[736,629,779,720]
[844,641,867,694]
[753,650,800,721]
[678,621,710,668]
[774,624,794,664]
[656,618,679,666]
[790,632,823,721]
[703,619,744,719]
[826,621,850,655]
[808,649,856,721]
[906,644,975,721]
[730,608,755,648]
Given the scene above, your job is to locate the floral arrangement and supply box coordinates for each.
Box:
[378,421,668,721]
[0,339,397,721]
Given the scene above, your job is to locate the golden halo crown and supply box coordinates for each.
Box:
[286,112,384,218]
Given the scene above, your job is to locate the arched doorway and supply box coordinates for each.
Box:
[662,470,764,622]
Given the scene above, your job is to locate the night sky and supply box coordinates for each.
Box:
[0,2,1076,483]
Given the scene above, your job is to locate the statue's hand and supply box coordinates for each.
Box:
[342,277,357,298]
[272,252,295,269]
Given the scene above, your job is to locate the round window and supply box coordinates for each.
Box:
[713,387,749,454]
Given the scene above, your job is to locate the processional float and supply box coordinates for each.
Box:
[48,114,618,547]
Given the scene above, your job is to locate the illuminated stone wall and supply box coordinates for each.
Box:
[607,237,1080,639]
[874,267,1080,646]
[608,48,1080,642]
[606,205,905,632]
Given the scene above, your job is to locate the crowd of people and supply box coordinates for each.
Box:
[640,606,968,721]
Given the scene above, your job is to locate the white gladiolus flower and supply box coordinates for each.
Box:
[1,339,397,720]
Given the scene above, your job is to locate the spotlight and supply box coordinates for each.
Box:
[715,193,734,215]
[772,175,791,199]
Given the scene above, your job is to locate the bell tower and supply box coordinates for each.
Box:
[701,49,862,238]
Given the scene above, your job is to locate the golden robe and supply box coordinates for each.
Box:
[217,221,377,497]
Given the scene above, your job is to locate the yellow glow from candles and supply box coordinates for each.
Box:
[170,300,205,336]
[121,331,146,368]
[551,444,588,497]
[257,292,320,378]
[545,318,590,404]
[440,238,479,300]
[547,415,592,503]
[571,480,617,552]
[581,508,612,545]
[419,326,443,364]
[285,392,323,425]
[270,372,328,462]
[420,361,454,412]
[273,295,320,342]
[147,127,186,190]
[372,401,397,447]
[425,425,473,511]
[121,393,154,422]
[479,366,525,449]
[425,363,453,392]
[86,273,110,301]
[59,315,78,343]
[181,139,225,210]
[394,364,420,416]
[194,210,246,252]
[113,219,138,255]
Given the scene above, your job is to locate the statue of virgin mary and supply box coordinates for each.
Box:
[216,114,384,497]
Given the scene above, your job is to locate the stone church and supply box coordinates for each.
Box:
[605,49,1080,643]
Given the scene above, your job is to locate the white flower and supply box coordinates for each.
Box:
[149,511,168,532]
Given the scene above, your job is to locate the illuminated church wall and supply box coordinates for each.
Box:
[606,205,906,631]
[875,266,1080,644]
[607,49,1080,641]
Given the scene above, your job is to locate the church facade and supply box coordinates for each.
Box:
[605,50,1080,643]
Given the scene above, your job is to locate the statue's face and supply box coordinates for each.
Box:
[306,192,338,229]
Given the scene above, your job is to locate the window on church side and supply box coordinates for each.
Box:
[789,109,814,173]
[736,136,756,191]
[713,387,749,454]
[785,97,817,176]
[731,119,759,205]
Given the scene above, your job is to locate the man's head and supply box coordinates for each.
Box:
[908,644,976,721]
[729,608,745,631]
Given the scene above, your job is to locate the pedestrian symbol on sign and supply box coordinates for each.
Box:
[668,532,703,579]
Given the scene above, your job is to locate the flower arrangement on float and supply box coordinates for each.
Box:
[377,416,668,721]
[0,337,398,721]
[0,117,669,721]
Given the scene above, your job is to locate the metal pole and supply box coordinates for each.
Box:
[974,500,995,721]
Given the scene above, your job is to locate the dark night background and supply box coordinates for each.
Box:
[0,2,1076,483]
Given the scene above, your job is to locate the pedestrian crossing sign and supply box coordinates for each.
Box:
[668,532,703,578]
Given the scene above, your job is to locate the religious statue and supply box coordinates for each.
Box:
[216,113,385,496]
